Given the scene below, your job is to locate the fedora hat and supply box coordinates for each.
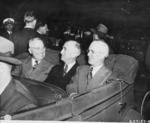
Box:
[91,23,108,37]
[0,36,22,65]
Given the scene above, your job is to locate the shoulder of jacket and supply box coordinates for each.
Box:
[77,65,90,71]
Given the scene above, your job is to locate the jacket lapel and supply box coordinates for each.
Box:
[86,65,111,91]
[64,62,79,78]
[23,56,33,77]
[78,66,90,93]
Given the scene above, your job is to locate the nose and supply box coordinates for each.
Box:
[87,50,91,56]
[60,49,63,54]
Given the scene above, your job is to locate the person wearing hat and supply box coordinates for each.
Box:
[0,36,37,117]
[11,10,37,56]
[0,18,15,40]
[91,23,114,54]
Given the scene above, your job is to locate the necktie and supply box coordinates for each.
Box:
[63,64,68,76]
[88,67,93,82]
[33,61,38,69]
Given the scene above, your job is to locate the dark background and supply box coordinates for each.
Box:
[0,0,150,39]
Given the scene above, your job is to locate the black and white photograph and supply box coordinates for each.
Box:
[0,0,150,122]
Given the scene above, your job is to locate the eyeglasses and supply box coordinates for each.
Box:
[30,47,46,51]
[87,49,95,54]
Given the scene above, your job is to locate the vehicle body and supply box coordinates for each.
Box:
[1,54,143,121]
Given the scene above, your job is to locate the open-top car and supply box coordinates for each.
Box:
[1,54,144,122]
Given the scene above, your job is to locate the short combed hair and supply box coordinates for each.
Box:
[93,39,110,58]
[35,20,47,30]
[29,37,44,48]
[24,10,37,22]
[66,40,81,56]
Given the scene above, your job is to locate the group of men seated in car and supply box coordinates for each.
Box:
[0,8,115,117]
[0,34,111,117]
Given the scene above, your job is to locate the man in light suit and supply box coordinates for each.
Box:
[12,37,54,82]
[66,40,112,96]
[45,40,81,91]
[0,36,36,118]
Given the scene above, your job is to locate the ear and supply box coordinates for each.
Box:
[28,48,32,54]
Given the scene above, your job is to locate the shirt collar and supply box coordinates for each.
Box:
[91,64,104,77]
[32,58,40,66]
[65,61,76,73]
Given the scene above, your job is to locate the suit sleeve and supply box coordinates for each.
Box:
[44,67,55,84]
[66,67,79,96]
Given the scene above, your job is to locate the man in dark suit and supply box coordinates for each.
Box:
[45,40,81,91]
[66,40,112,97]
[35,19,49,48]
[0,36,36,118]
[12,38,54,82]
[11,10,37,56]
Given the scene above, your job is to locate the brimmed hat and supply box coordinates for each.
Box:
[91,23,108,37]
[3,18,15,24]
[0,36,22,65]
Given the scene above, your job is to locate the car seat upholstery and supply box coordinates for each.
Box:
[104,54,138,84]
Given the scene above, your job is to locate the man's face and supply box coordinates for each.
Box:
[93,34,99,40]
[29,39,46,61]
[5,23,14,31]
[60,41,79,63]
[40,24,49,35]
[87,41,108,67]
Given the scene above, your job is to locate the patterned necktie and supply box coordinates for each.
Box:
[88,67,93,82]
[33,61,38,69]
[63,64,68,76]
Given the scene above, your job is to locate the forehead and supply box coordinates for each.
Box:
[89,41,108,52]
[30,39,44,47]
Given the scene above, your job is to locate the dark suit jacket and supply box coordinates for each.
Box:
[0,79,36,117]
[12,55,54,82]
[45,62,79,90]
[35,32,49,48]
[0,30,13,41]
[11,28,37,56]
[66,65,112,95]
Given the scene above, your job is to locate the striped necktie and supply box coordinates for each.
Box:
[33,60,38,69]
[88,66,93,81]
[63,64,68,76]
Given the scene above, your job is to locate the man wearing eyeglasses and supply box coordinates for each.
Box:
[12,38,54,82]
[66,40,112,96]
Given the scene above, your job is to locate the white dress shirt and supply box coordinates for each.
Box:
[64,61,76,73]
[91,64,104,77]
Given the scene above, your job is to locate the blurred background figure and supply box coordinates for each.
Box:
[0,36,36,117]
[11,10,37,56]
[35,19,49,48]
[90,23,114,53]
[0,18,15,40]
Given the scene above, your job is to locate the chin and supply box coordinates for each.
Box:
[88,60,93,65]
